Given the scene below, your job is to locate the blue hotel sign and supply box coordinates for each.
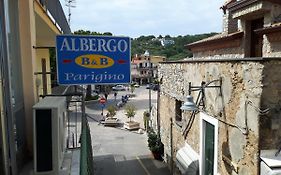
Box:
[56,35,131,85]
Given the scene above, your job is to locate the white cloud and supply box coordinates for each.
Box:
[60,0,225,38]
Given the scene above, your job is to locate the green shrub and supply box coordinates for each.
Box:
[125,104,136,122]
[85,95,99,101]
[147,129,164,153]
[107,105,117,117]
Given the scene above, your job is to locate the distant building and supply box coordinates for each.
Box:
[131,54,166,85]
[160,39,175,47]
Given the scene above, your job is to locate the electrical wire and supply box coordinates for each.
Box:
[246,100,270,115]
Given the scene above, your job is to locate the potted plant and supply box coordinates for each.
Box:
[104,105,119,127]
[147,129,164,160]
[107,105,117,118]
[124,104,140,130]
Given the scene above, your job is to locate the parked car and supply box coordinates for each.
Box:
[91,90,99,96]
[112,85,126,91]
[133,83,140,88]
[146,84,152,89]
[152,84,159,91]
[146,84,159,91]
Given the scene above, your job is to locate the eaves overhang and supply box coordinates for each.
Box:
[34,0,63,47]
[185,31,244,52]
[226,0,281,19]
[255,23,281,35]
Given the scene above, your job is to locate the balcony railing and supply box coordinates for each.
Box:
[135,66,157,71]
[38,0,71,34]
[80,114,94,175]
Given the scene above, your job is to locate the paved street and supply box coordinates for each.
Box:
[85,86,171,175]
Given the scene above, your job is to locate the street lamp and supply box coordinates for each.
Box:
[144,50,152,116]
[181,79,222,138]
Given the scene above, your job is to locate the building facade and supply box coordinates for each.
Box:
[131,53,166,85]
[158,0,281,175]
[0,0,70,174]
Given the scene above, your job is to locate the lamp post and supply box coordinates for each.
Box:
[144,51,152,116]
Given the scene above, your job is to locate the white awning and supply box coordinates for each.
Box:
[261,150,281,168]
[176,143,199,175]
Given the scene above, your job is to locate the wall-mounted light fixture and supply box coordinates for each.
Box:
[181,79,222,138]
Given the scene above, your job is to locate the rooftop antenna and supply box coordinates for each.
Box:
[65,0,76,27]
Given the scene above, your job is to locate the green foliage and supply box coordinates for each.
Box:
[143,110,150,118]
[49,48,57,87]
[71,29,217,61]
[130,84,135,94]
[85,95,99,101]
[131,33,217,61]
[147,129,164,153]
[125,104,136,122]
[107,105,117,117]
[73,30,112,36]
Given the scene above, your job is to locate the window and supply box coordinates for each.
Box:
[200,113,218,175]
[175,99,182,127]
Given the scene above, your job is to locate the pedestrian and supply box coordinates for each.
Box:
[114,92,117,101]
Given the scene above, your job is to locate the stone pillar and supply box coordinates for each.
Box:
[222,0,238,34]
[223,11,238,34]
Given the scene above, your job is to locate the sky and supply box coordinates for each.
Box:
[60,0,225,38]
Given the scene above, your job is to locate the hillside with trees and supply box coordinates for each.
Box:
[131,33,217,61]
[73,30,217,60]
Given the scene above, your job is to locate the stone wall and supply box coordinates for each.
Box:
[263,32,281,57]
[158,59,281,175]
[260,60,281,149]
[223,11,238,34]
[193,46,244,60]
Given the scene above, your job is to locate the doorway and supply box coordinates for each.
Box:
[200,112,218,175]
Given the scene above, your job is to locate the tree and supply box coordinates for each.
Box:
[158,35,163,39]
[103,32,113,36]
[107,105,117,118]
[125,104,136,122]
[130,84,135,94]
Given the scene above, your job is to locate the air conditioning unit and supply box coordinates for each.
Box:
[176,143,199,175]
[260,150,281,175]
[33,97,67,175]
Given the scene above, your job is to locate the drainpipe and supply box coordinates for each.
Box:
[170,117,174,174]
[157,82,160,138]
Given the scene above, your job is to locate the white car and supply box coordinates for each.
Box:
[133,84,140,88]
[112,85,126,91]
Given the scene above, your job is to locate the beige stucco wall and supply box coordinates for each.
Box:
[158,59,281,175]
[18,0,37,154]
[18,0,59,154]
[35,49,52,96]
